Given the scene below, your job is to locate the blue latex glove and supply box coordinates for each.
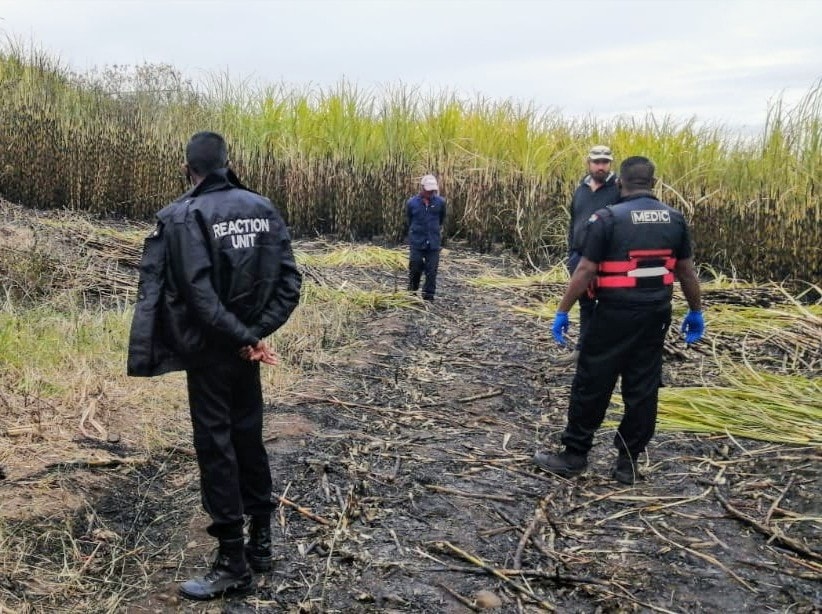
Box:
[551,311,570,345]
[681,310,705,344]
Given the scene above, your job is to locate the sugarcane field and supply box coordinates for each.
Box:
[0,45,820,614]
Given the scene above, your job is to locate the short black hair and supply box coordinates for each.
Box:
[619,156,655,190]
[185,131,228,175]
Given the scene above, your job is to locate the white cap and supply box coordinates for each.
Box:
[421,174,439,191]
[587,145,613,161]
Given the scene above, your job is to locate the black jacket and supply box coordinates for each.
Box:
[568,173,620,252]
[127,169,302,376]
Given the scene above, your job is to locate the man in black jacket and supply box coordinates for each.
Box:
[127,132,301,600]
[560,145,620,362]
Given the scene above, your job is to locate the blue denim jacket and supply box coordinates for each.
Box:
[406,194,446,250]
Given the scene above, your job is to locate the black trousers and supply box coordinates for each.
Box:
[186,356,273,540]
[409,247,440,299]
[561,302,671,458]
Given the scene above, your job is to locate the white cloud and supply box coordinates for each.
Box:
[0,0,820,131]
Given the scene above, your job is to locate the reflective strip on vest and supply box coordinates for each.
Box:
[596,249,676,289]
[628,266,671,278]
[597,272,675,288]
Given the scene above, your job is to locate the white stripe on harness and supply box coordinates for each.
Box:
[627,266,670,278]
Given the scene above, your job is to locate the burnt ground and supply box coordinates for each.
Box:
[0,245,820,613]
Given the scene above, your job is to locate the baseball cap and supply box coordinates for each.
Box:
[587,145,613,161]
[421,174,439,191]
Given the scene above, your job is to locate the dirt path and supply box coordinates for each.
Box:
[180,254,816,612]
[2,246,819,613]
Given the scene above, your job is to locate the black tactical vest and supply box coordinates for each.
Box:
[594,195,689,305]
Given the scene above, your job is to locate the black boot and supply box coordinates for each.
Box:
[179,537,252,601]
[245,514,273,572]
[532,448,588,478]
[612,453,642,485]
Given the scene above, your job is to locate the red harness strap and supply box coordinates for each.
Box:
[596,249,676,289]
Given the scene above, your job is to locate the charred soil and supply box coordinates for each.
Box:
[0,236,820,613]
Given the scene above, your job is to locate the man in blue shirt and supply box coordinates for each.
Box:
[407,174,446,300]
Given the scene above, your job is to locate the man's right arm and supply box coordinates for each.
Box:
[674,220,701,311]
[557,257,597,312]
[249,234,302,339]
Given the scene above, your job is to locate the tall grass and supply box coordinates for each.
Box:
[0,224,423,455]
[656,365,822,445]
[0,42,819,281]
[296,244,408,270]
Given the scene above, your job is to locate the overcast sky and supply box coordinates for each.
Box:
[1,0,820,133]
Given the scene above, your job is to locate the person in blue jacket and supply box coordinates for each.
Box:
[406,174,446,300]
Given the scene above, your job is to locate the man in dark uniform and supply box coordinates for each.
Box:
[558,145,619,362]
[534,156,704,484]
[407,174,446,300]
[127,132,302,599]
[559,145,621,362]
